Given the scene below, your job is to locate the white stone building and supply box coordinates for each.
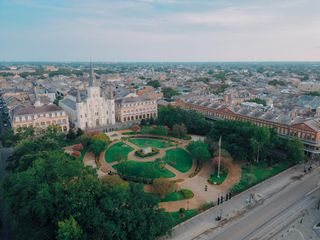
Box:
[60,63,116,130]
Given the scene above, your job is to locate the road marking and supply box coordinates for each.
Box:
[305,184,320,196]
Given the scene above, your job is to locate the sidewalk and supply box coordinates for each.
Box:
[170,163,318,240]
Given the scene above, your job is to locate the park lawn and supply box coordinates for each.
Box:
[163,148,193,173]
[245,162,290,182]
[208,168,228,185]
[232,162,290,194]
[167,209,199,227]
[161,189,194,202]
[129,138,174,149]
[105,142,134,163]
[114,161,176,179]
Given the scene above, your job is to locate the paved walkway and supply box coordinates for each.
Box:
[160,161,241,212]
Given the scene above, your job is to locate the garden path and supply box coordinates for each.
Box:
[160,161,241,212]
[78,134,242,212]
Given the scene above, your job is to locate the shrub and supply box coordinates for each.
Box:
[198,202,215,212]
[153,178,177,197]
[179,208,186,218]
[180,189,194,199]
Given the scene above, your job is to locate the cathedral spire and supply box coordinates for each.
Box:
[89,59,95,87]
[76,88,81,103]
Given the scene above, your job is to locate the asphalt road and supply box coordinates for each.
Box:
[192,167,320,240]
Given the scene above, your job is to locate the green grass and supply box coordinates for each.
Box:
[105,142,134,163]
[208,168,228,185]
[161,189,194,202]
[231,162,290,194]
[114,161,175,179]
[163,148,193,173]
[129,138,174,149]
[166,209,198,227]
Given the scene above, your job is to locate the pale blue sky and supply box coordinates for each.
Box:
[1,0,320,61]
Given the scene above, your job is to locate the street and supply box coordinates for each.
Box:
[171,164,320,240]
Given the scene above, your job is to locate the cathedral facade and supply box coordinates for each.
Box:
[60,63,115,130]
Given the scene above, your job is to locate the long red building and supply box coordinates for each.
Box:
[175,99,320,157]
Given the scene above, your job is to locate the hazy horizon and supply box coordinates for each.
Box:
[1,0,320,62]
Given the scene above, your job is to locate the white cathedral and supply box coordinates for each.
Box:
[60,63,116,130]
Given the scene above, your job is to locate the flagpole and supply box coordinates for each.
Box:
[217,136,221,178]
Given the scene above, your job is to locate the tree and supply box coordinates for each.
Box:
[45,124,62,139]
[89,139,107,160]
[66,129,77,140]
[147,80,160,88]
[92,133,110,144]
[285,138,304,164]
[154,125,169,136]
[57,217,83,240]
[2,138,172,240]
[187,141,211,168]
[140,119,147,126]
[100,175,129,189]
[162,87,179,99]
[77,134,91,148]
[76,128,83,137]
[1,129,16,147]
[171,123,187,138]
[157,106,211,135]
[15,126,36,141]
[152,178,177,198]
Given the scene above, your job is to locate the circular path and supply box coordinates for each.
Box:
[81,132,242,212]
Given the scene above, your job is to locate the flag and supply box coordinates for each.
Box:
[218,136,221,148]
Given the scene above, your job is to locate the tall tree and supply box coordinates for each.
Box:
[57,217,83,240]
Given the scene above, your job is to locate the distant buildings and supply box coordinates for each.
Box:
[176,99,320,157]
[298,82,320,92]
[11,100,69,133]
[59,63,116,130]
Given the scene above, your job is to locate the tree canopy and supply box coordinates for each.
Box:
[146,80,161,88]
[162,87,179,99]
[2,135,172,240]
[158,105,304,166]
[187,141,211,167]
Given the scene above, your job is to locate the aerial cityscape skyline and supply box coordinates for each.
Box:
[1,1,320,240]
[1,0,320,62]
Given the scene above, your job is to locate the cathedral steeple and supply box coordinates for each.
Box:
[76,88,81,103]
[89,60,95,87]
